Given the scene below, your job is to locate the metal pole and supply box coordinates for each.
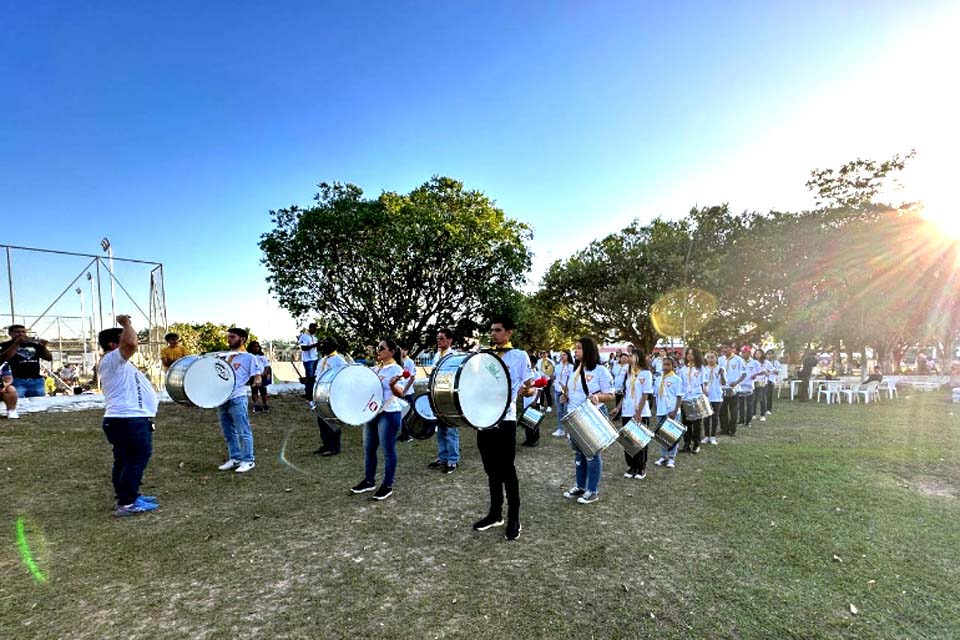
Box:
[108,247,117,324]
[77,288,88,376]
[87,273,98,336]
[5,246,13,323]
[57,316,63,369]
[96,260,104,331]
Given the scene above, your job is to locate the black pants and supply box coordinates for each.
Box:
[753,385,766,417]
[398,394,415,440]
[720,395,737,434]
[477,421,520,521]
[766,382,775,414]
[318,416,341,453]
[705,401,722,437]
[621,416,648,473]
[682,416,702,449]
[102,417,153,506]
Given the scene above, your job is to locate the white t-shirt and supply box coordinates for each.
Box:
[298,333,318,362]
[754,360,768,386]
[555,362,574,394]
[432,348,455,367]
[255,354,270,371]
[655,372,683,417]
[498,348,534,422]
[567,365,614,412]
[621,369,654,418]
[679,366,705,400]
[765,360,780,383]
[100,348,158,418]
[317,353,347,376]
[718,355,728,370]
[402,357,417,395]
[702,365,725,402]
[725,354,746,388]
[652,357,663,376]
[612,363,629,392]
[224,351,264,400]
[741,359,761,393]
[373,361,404,413]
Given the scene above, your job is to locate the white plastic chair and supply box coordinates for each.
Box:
[856,381,881,404]
[817,381,842,404]
[839,382,862,404]
[879,377,898,399]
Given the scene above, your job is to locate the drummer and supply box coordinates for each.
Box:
[315,337,347,456]
[702,351,726,445]
[427,328,460,473]
[397,345,418,444]
[216,328,262,474]
[562,336,614,504]
[472,315,535,541]
[350,338,405,501]
[652,356,683,469]
[610,350,653,479]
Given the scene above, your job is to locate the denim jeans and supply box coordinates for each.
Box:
[13,377,45,398]
[102,417,153,505]
[364,411,401,487]
[657,414,679,459]
[303,360,317,378]
[753,386,766,417]
[436,425,460,464]
[219,396,254,462]
[554,387,568,430]
[738,393,754,425]
[570,402,606,493]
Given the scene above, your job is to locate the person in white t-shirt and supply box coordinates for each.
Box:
[552,349,574,437]
[701,351,727,445]
[396,345,419,444]
[721,344,746,435]
[298,323,320,399]
[216,328,263,474]
[247,341,272,413]
[752,349,769,422]
[610,350,653,478]
[314,337,347,456]
[739,349,761,427]
[98,315,160,517]
[427,328,460,471]
[764,350,780,417]
[679,347,707,454]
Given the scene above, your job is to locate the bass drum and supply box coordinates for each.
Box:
[166,355,236,408]
[429,351,511,429]
[313,364,384,428]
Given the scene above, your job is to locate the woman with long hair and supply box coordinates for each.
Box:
[351,338,405,501]
[552,349,575,437]
[562,337,614,504]
[610,350,653,479]
[702,350,726,445]
[653,355,684,468]
[246,341,272,413]
[679,347,706,454]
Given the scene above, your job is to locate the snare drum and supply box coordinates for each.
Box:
[429,351,511,429]
[313,364,384,428]
[407,394,437,440]
[617,418,655,457]
[561,401,618,459]
[722,386,736,398]
[166,355,236,408]
[680,394,714,420]
[652,417,686,449]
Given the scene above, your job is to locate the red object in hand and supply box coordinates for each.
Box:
[402,370,412,378]
[533,377,549,388]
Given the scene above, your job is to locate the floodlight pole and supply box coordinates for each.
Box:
[101,238,117,325]
[76,287,88,375]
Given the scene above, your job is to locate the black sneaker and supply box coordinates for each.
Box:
[252,405,262,413]
[313,447,328,455]
[320,449,340,457]
[442,463,458,474]
[262,405,271,412]
[427,459,444,470]
[505,520,522,541]
[473,514,504,531]
[398,433,413,443]
[520,440,539,447]
[692,445,701,454]
[372,485,393,501]
[351,479,376,494]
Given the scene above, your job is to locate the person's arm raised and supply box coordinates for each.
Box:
[117,315,138,360]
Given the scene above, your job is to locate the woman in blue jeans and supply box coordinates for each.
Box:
[351,338,406,501]
[562,337,614,505]
[552,349,574,437]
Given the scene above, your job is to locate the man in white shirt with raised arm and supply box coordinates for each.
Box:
[98,315,160,517]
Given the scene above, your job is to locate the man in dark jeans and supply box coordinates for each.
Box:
[98,315,160,517]
[798,350,818,402]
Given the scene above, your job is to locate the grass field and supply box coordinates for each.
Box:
[2,390,959,639]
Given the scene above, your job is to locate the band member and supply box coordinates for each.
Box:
[653,356,683,468]
[753,348,768,421]
[472,315,534,541]
[216,328,262,473]
[397,345,417,443]
[247,341,272,413]
[428,328,460,472]
[535,351,555,412]
[721,344,746,435]
[610,350,653,479]
[98,315,160,516]
[298,323,320,400]
[612,352,629,407]
[351,339,405,500]
[764,349,779,416]
[702,351,726,445]
[739,348,760,427]
[314,337,347,456]
[679,347,706,454]
[552,349,574,437]
[562,336,614,504]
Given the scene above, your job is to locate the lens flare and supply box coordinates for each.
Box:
[651,288,719,338]
[15,517,47,584]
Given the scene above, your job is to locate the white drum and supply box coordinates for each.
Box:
[414,393,435,420]
[429,351,511,429]
[313,364,384,428]
[166,355,236,408]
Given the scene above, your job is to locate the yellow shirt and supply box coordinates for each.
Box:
[161,344,189,369]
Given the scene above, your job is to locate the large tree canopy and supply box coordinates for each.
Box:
[259,177,532,354]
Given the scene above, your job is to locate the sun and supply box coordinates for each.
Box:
[919,208,960,241]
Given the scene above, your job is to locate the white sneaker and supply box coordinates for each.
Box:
[759,416,766,422]
[666,459,676,468]
[552,429,565,437]
[634,472,647,480]
[235,461,256,473]
[577,491,599,504]
[624,471,635,478]
[6,409,19,419]
[765,411,772,416]
[654,457,666,466]
[710,437,718,445]
[218,459,240,471]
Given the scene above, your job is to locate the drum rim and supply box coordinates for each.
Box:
[314,364,383,427]
[429,351,511,429]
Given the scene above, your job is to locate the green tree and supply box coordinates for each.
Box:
[165,322,258,354]
[259,177,532,355]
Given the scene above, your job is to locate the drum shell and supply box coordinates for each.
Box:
[561,401,618,459]
[519,405,546,431]
[653,417,686,449]
[313,364,383,428]
[680,395,714,420]
[165,355,235,408]
[429,352,511,430]
[617,418,654,457]
[722,386,736,398]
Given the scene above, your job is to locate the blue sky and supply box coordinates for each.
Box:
[2,1,956,339]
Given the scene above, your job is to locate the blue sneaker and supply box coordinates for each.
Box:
[114,499,159,517]
[139,495,158,504]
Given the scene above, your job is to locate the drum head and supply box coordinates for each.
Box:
[456,352,510,428]
[414,394,435,420]
[329,366,383,425]
[183,357,235,408]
